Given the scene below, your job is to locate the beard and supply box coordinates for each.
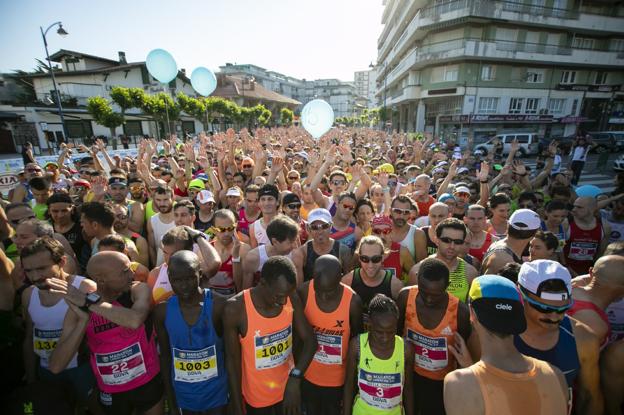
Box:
[158,204,173,214]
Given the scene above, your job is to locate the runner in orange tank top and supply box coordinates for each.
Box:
[398,258,475,415]
[223,256,318,415]
[298,255,363,415]
[444,275,569,415]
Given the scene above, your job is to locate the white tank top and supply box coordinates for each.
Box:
[400,224,417,261]
[256,245,292,273]
[150,213,175,266]
[28,275,85,369]
[253,218,270,246]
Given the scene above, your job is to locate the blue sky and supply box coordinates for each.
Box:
[0,0,384,81]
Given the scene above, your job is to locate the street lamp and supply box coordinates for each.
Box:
[40,21,69,148]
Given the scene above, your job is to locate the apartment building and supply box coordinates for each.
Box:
[376,0,624,141]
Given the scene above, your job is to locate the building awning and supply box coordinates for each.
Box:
[0,111,21,120]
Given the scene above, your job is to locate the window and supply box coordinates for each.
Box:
[516,134,530,143]
[66,121,93,138]
[444,65,459,82]
[548,99,566,114]
[561,71,577,84]
[526,69,544,83]
[571,99,579,115]
[572,37,594,49]
[594,72,608,85]
[509,98,524,114]
[611,39,624,52]
[525,98,540,114]
[478,97,499,114]
[123,121,143,136]
[481,65,496,81]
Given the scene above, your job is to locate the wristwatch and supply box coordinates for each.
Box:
[289,368,303,379]
[80,292,102,312]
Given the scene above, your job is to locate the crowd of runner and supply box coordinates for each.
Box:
[1,126,624,415]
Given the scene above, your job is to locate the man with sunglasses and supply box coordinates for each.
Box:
[330,192,362,252]
[282,192,308,245]
[514,260,603,415]
[209,209,249,295]
[108,177,145,234]
[292,208,353,282]
[408,218,478,303]
[10,162,44,204]
[3,202,37,261]
[389,196,427,264]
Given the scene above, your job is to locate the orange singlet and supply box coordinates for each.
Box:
[403,286,458,380]
[304,282,353,387]
[240,289,294,409]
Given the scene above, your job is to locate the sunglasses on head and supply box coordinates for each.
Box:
[438,236,465,245]
[520,290,573,314]
[372,228,392,235]
[392,207,410,215]
[213,225,236,233]
[286,203,301,210]
[10,215,35,226]
[359,254,383,264]
[309,222,331,231]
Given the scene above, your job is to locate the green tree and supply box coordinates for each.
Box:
[87,96,124,139]
[280,108,294,126]
[177,93,208,130]
[109,86,134,118]
[139,93,180,137]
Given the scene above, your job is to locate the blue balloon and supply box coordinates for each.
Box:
[301,99,334,139]
[146,49,178,84]
[191,67,217,96]
[575,184,602,198]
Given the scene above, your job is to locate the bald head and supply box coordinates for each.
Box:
[87,251,129,280]
[313,255,343,291]
[169,250,200,275]
[593,255,624,286]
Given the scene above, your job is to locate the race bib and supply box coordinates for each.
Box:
[254,325,292,370]
[33,328,61,359]
[407,329,449,371]
[358,369,402,410]
[173,346,218,383]
[313,333,342,365]
[95,343,147,386]
[569,241,597,261]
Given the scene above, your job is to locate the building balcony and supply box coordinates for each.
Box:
[380,0,624,75]
[378,0,427,62]
[381,38,624,91]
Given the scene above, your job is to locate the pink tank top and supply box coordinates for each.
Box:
[85,292,160,393]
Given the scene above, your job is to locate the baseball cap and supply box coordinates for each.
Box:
[307,208,332,225]
[453,185,471,195]
[196,190,215,204]
[282,192,301,205]
[378,163,395,174]
[44,162,59,169]
[456,167,470,175]
[258,184,280,200]
[295,151,309,161]
[518,260,572,301]
[438,193,455,203]
[372,214,393,228]
[108,177,127,187]
[509,209,541,231]
[188,179,205,190]
[469,275,527,335]
[226,187,242,197]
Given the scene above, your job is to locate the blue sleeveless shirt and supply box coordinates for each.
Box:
[165,289,228,411]
[514,315,580,387]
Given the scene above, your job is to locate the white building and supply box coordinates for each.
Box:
[355,68,379,108]
[375,0,624,141]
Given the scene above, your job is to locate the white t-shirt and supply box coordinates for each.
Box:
[571,146,588,162]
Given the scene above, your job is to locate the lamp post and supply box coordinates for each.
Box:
[40,21,69,147]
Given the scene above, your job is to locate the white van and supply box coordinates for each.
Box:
[474,133,541,157]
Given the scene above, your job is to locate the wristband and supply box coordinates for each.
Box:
[232,257,241,263]
[479,180,488,183]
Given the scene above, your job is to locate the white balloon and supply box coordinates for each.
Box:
[301,99,334,139]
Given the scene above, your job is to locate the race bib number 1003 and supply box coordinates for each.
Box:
[173,346,218,383]
[254,325,292,370]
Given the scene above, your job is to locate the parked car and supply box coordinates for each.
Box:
[474,133,541,157]
[614,154,624,172]
[589,131,624,152]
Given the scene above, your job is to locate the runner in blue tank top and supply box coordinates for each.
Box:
[154,250,229,414]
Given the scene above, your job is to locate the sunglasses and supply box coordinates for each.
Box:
[438,236,465,245]
[309,222,331,231]
[342,204,355,211]
[359,254,383,264]
[392,208,411,215]
[10,215,35,226]
[455,192,470,198]
[213,225,236,233]
[332,180,346,186]
[521,291,573,314]
[27,168,42,173]
[388,181,397,187]
[288,176,299,181]
[242,164,253,169]
[115,214,128,220]
[286,203,301,210]
[373,228,392,235]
